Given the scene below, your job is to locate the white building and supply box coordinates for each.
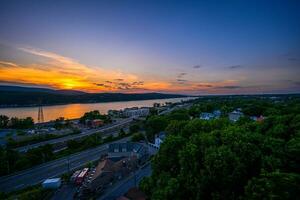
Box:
[123,107,150,118]
[228,110,244,122]
[150,131,166,149]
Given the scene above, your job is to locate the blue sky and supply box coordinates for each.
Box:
[0,0,299,94]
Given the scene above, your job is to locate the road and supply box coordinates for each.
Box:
[0,137,130,193]
[98,163,152,200]
[16,118,133,152]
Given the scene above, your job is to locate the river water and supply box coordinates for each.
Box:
[0,97,195,123]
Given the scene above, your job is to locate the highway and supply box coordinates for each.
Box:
[16,118,133,152]
[0,137,130,193]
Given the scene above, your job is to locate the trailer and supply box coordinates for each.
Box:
[70,170,81,183]
[75,168,89,185]
[42,178,61,189]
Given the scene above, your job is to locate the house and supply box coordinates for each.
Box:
[154,131,166,148]
[149,131,166,149]
[88,159,114,191]
[213,110,222,118]
[200,112,214,120]
[91,119,104,127]
[108,142,149,162]
[199,110,222,120]
[112,156,138,180]
[250,115,265,122]
[228,110,244,122]
[85,119,104,128]
[87,156,138,192]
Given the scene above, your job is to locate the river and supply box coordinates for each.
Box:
[0,97,196,123]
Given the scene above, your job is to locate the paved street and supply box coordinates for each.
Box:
[98,163,152,200]
[0,137,130,193]
[16,118,133,152]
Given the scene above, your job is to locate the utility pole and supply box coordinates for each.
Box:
[67,155,70,174]
[38,106,44,123]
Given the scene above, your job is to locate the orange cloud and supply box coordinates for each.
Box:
[0,47,173,93]
[0,47,251,94]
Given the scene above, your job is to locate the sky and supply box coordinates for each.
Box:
[0,0,299,94]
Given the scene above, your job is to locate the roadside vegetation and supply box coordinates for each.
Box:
[140,95,300,199]
[0,185,53,200]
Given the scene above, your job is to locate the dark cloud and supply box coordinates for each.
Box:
[114,78,124,81]
[227,65,243,69]
[216,85,242,89]
[197,84,213,88]
[288,57,299,61]
[94,83,112,88]
[177,79,187,82]
[116,81,145,90]
[105,81,113,84]
[284,80,300,86]
[132,81,144,86]
[177,72,186,78]
[193,65,202,69]
[294,81,300,86]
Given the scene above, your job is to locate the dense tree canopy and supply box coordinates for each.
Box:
[140,96,300,200]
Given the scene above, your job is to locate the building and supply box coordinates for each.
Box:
[153,103,161,107]
[123,107,150,118]
[85,119,104,128]
[154,131,166,148]
[200,112,215,120]
[199,110,222,120]
[250,115,265,122]
[87,159,114,192]
[91,119,104,127]
[108,142,149,163]
[228,110,244,122]
[87,157,138,193]
[108,110,122,118]
[213,110,222,118]
[112,156,138,180]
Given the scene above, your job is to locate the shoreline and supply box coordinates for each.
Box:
[0,96,194,109]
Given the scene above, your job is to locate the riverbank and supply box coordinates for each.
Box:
[0,97,197,122]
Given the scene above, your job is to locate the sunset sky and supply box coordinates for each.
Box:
[0,0,299,94]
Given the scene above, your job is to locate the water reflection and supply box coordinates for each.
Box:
[0,97,195,122]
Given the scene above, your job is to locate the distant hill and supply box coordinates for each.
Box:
[0,85,189,107]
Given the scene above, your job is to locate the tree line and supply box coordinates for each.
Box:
[0,115,34,129]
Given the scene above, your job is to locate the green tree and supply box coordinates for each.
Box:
[245,172,300,200]
[0,115,9,128]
